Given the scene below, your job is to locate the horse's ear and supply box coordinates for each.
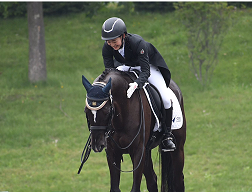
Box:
[102,77,112,94]
[82,75,93,92]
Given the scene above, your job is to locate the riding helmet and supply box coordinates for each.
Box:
[101,17,127,40]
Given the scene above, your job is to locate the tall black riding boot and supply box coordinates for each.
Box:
[162,107,176,152]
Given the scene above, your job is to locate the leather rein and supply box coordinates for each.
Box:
[78,72,146,173]
[106,88,146,173]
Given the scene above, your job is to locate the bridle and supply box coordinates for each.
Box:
[87,83,144,150]
[78,76,146,174]
[89,87,145,173]
[78,73,145,174]
[88,96,115,134]
[78,82,114,174]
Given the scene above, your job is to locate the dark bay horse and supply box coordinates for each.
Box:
[82,68,186,192]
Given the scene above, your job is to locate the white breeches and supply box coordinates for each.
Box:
[116,65,172,109]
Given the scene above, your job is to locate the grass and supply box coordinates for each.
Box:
[184,86,252,191]
[0,7,252,192]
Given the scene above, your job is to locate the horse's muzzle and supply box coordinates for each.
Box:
[90,128,107,153]
[93,143,105,153]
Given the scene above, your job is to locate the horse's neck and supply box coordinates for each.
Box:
[109,73,131,127]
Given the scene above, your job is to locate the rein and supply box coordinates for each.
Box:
[103,71,146,173]
[77,133,91,174]
[77,94,114,174]
[78,71,146,173]
[106,88,146,173]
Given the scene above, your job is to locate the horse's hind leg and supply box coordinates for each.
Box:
[143,150,158,192]
[171,129,186,192]
[171,147,185,192]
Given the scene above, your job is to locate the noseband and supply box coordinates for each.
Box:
[89,101,114,138]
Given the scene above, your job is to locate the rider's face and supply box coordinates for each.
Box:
[106,35,124,51]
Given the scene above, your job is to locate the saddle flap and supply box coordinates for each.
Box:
[145,84,163,119]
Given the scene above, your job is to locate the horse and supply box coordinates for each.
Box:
[81,68,186,192]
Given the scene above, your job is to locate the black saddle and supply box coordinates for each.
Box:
[145,83,164,121]
[124,69,165,125]
[124,70,167,150]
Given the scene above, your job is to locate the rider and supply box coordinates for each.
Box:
[101,17,176,152]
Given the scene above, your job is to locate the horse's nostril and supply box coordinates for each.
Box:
[93,145,105,153]
[92,145,99,153]
[97,145,105,152]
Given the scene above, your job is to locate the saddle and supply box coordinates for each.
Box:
[145,83,164,121]
[124,70,165,131]
[125,70,183,131]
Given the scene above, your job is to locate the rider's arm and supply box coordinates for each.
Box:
[134,40,150,88]
[102,42,115,69]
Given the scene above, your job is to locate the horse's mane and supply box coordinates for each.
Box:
[98,68,125,82]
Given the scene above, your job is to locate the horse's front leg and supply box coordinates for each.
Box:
[130,144,145,192]
[106,147,122,192]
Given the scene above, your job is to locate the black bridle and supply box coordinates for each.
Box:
[78,72,146,174]
[89,96,115,133]
[77,94,114,175]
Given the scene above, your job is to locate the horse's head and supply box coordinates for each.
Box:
[82,74,113,152]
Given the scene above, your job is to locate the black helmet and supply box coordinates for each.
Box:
[101,17,127,40]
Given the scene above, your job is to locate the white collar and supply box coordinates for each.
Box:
[118,41,125,57]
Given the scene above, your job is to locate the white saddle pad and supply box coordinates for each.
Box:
[144,86,183,132]
[167,87,183,130]
[118,68,183,131]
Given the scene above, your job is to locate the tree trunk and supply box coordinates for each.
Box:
[27,2,47,83]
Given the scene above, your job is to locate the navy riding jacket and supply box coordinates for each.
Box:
[102,33,171,88]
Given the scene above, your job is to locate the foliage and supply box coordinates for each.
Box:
[1,2,251,19]
[174,2,237,88]
[228,2,252,9]
[134,2,175,13]
[98,2,135,15]
[0,2,105,18]
[43,2,104,18]
[0,2,26,18]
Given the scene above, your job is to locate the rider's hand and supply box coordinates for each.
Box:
[127,82,138,98]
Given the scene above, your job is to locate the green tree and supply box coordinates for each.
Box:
[174,2,236,87]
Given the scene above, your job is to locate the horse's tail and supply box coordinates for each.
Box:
[160,146,174,192]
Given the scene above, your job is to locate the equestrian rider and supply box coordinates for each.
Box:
[101,17,176,152]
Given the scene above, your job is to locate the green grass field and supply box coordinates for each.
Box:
[0,8,252,192]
